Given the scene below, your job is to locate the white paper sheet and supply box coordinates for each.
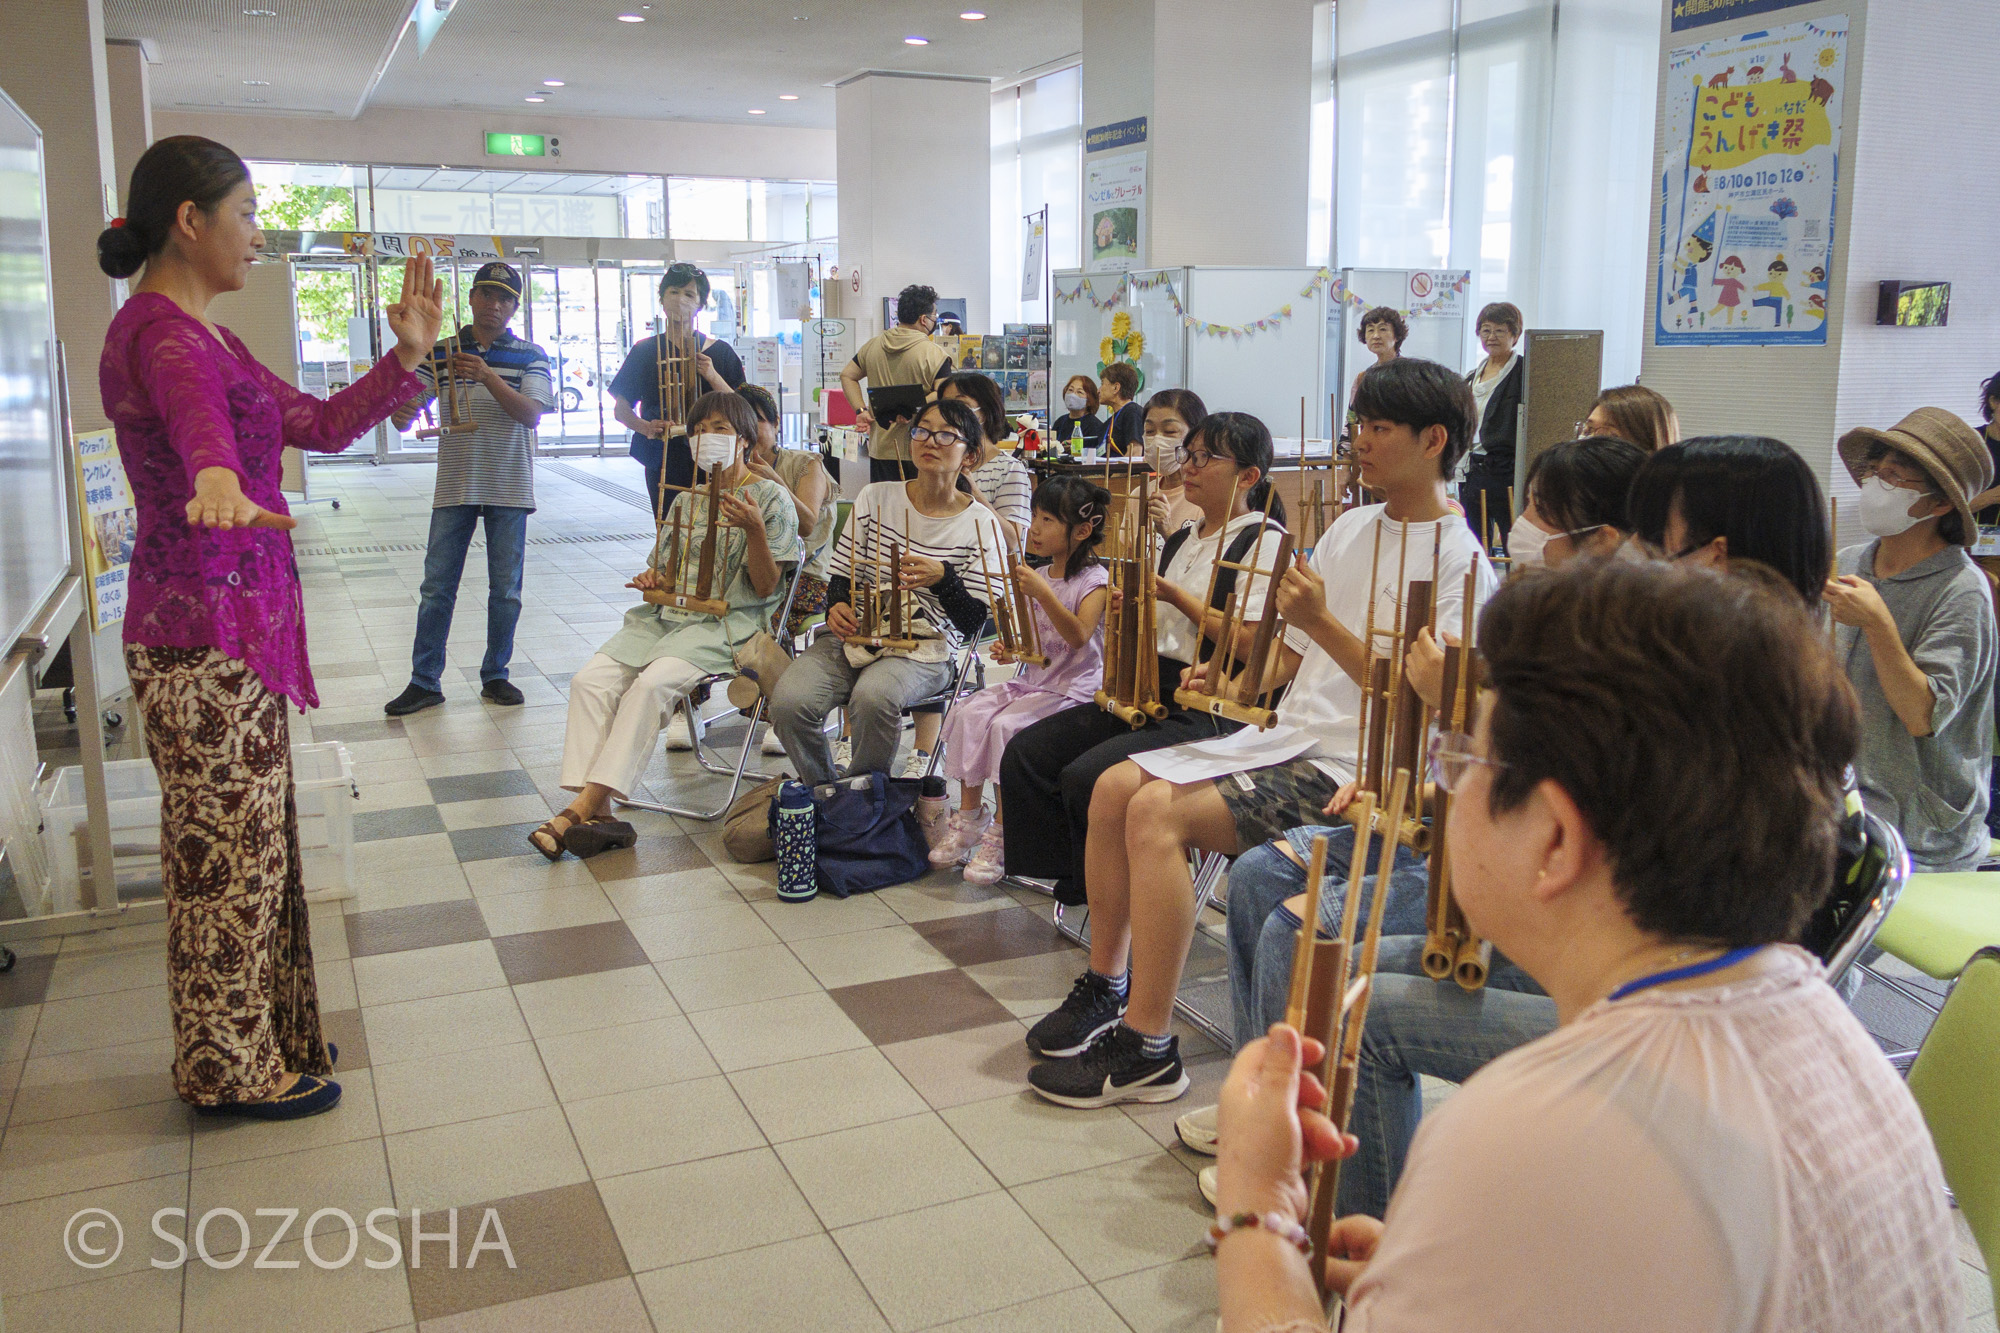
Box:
[1131,723,1327,784]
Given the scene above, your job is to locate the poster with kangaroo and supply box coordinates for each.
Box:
[1655,16,1847,346]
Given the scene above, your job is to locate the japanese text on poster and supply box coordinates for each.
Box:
[1655,17,1847,346]
[1084,152,1147,275]
[73,429,134,630]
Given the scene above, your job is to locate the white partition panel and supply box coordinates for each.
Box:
[1182,267,1327,443]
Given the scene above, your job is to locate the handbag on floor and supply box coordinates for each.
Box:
[722,774,791,864]
[784,771,930,898]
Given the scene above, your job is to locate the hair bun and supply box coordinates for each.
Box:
[97,223,149,279]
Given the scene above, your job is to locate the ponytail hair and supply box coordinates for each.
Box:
[97,135,250,280]
[1032,475,1112,572]
[1192,411,1287,528]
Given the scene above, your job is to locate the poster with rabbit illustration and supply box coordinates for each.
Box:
[1655,17,1846,346]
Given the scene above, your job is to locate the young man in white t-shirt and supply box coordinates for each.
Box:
[1028,358,1496,1108]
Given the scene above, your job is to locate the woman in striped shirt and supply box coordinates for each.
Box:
[768,396,1013,786]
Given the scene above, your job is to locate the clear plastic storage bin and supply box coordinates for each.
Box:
[36,741,358,915]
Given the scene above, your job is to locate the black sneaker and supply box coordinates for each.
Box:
[1028,1026,1189,1109]
[480,679,525,706]
[1025,970,1127,1058]
[384,684,446,716]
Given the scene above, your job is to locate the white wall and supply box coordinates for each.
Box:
[153,105,836,184]
[835,75,992,339]
[103,39,151,208]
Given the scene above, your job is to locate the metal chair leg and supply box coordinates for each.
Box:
[617,696,774,822]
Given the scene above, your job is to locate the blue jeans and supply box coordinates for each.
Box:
[1339,936,1553,1220]
[1226,825,1433,1049]
[410,505,529,693]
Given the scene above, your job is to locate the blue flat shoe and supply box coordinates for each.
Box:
[194,1075,342,1121]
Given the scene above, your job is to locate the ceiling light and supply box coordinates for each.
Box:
[778,93,799,100]
[961,10,986,18]
[242,8,276,15]
[242,79,270,85]
[617,12,643,20]
[904,35,929,45]
[243,97,268,103]
[542,79,564,87]
[748,108,766,115]
[525,95,546,102]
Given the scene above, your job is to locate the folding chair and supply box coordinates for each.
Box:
[1905,945,2000,1304]
[615,547,823,823]
[1812,811,1911,988]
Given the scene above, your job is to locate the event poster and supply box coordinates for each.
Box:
[1655,17,1847,346]
[73,429,135,631]
[1084,152,1146,274]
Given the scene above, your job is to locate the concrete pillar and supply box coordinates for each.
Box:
[104,39,154,208]
[0,0,121,432]
[1639,0,2000,500]
[1082,0,1315,267]
[834,73,991,340]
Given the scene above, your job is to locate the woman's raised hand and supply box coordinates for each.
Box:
[387,255,445,372]
[186,465,295,532]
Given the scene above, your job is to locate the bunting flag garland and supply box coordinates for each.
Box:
[1057,266,1435,343]
[1053,276,1127,310]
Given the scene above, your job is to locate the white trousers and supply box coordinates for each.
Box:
[560,652,707,798]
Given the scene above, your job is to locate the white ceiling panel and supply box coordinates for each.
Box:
[108,1,1081,127]
[104,0,414,117]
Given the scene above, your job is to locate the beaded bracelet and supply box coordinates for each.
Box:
[1204,1210,1311,1255]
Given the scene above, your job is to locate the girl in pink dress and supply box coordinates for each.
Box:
[934,477,1113,883]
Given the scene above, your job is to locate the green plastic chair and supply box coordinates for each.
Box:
[1868,872,2000,984]
[1905,945,2000,1306]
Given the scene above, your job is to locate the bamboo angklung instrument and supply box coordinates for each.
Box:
[1172,478,1293,730]
[652,312,702,521]
[1095,465,1166,727]
[1296,769,1410,1289]
[844,513,924,652]
[416,264,476,440]
[641,467,733,618]
[1422,564,1489,989]
[1345,519,1433,856]
[979,540,1046,667]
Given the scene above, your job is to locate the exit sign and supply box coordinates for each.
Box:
[485,132,545,157]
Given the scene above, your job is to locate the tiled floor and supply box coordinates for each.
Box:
[5,458,1993,1332]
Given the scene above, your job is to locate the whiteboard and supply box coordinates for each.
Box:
[1182,267,1327,447]
[1331,268,1471,430]
[0,89,70,655]
[1051,268,1188,411]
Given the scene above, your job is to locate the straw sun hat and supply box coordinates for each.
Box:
[1837,408,1993,548]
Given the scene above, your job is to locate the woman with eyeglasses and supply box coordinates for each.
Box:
[608,263,745,506]
[998,413,1289,913]
[767,397,1012,785]
[1579,383,1679,453]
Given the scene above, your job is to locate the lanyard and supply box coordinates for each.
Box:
[1607,946,1762,1002]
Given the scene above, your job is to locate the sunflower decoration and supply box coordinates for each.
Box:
[1098,312,1146,392]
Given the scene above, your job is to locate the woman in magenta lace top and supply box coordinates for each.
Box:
[97,136,442,1120]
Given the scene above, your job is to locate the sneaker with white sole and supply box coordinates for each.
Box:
[664,709,696,751]
[1198,1164,1218,1207]
[899,749,934,779]
[831,739,852,774]
[1025,969,1127,1058]
[928,807,992,867]
[1027,1026,1189,1108]
[761,728,789,756]
[1176,1103,1220,1156]
[962,823,1005,884]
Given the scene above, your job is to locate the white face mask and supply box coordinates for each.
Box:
[693,432,736,473]
[1507,514,1554,569]
[1856,474,1933,538]
[1144,432,1181,478]
[1064,392,1088,414]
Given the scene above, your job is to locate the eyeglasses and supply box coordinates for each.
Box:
[1862,463,1935,493]
[1174,445,1222,471]
[909,426,966,448]
[1428,731,1508,794]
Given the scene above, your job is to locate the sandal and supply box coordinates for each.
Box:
[564,815,638,859]
[529,813,579,861]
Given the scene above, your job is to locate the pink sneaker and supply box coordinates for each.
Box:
[962,823,1006,884]
[928,807,992,867]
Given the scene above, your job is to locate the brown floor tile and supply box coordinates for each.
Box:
[451,822,557,863]
[314,660,388,679]
[491,921,650,987]
[583,835,713,883]
[345,899,491,958]
[429,770,543,804]
[401,1180,629,1323]
[912,907,1073,967]
[321,1008,371,1071]
[312,718,407,743]
[828,968,1017,1046]
[354,804,449,842]
[0,953,57,1008]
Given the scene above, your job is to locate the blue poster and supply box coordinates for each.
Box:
[1655,18,1848,347]
[1672,0,1818,33]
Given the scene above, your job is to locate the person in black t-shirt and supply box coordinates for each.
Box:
[609,263,745,505]
[1101,361,1143,454]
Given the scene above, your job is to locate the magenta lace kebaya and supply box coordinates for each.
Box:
[100,292,420,708]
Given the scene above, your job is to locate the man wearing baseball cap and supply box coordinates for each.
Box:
[1826,407,1998,870]
[387,260,554,715]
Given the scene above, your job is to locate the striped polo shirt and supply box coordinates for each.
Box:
[415,326,553,511]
